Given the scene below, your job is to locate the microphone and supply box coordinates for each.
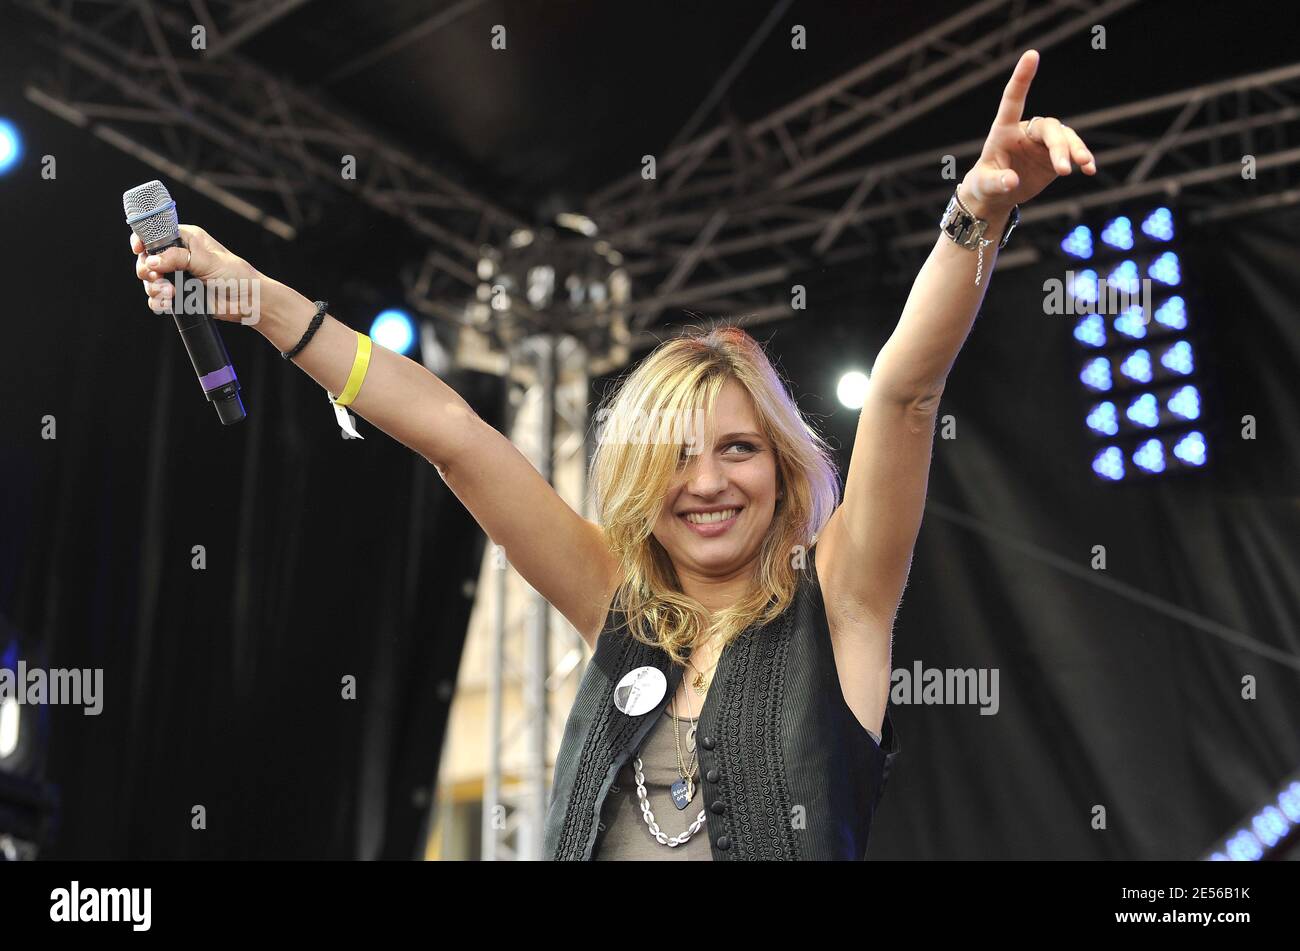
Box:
[122,180,246,426]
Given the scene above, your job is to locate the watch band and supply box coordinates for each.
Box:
[940,189,1020,251]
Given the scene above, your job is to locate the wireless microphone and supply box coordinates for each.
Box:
[123,180,246,425]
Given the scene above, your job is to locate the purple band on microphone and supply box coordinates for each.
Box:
[200,365,237,391]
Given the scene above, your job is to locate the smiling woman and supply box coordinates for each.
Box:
[592,327,840,668]
[547,324,897,860]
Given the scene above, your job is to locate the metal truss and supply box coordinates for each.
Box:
[583,0,1142,326]
[587,57,1300,328]
[17,0,525,267]
[478,335,592,861]
[884,61,1300,259]
[592,0,1140,216]
[22,0,1300,336]
[189,0,317,60]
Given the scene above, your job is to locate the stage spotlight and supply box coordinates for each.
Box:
[564,273,585,306]
[1080,357,1112,392]
[1100,216,1134,250]
[1141,207,1175,242]
[1252,807,1291,847]
[1125,392,1160,429]
[1106,259,1141,295]
[1070,268,1099,306]
[1088,383,1205,438]
[1113,305,1146,340]
[1070,206,1212,481]
[1223,830,1265,861]
[1166,384,1201,421]
[0,615,59,859]
[1061,225,1093,259]
[1093,430,1209,479]
[1118,348,1153,384]
[370,309,416,354]
[836,370,870,410]
[1,632,38,776]
[1148,251,1181,286]
[1152,295,1186,330]
[0,697,18,760]
[1159,339,1195,376]
[1085,401,1119,436]
[1073,314,1106,347]
[1172,430,1207,466]
[1091,446,1125,481]
[1206,778,1300,860]
[526,265,556,309]
[0,118,22,175]
[1284,782,1300,820]
[555,212,598,236]
[1132,438,1166,474]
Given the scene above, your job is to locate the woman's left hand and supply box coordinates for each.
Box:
[960,49,1097,218]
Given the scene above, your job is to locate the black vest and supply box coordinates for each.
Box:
[544,548,900,860]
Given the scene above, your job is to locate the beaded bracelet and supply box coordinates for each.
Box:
[280,300,329,360]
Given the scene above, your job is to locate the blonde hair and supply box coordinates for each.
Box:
[590,322,840,664]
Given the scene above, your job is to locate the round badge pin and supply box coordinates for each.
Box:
[613,666,667,716]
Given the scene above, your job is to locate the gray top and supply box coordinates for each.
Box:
[594,710,713,861]
[593,707,882,861]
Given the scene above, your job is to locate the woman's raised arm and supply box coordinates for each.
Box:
[134,226,621,647]
[818,50,1097,632]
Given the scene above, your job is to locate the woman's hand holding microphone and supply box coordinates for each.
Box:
[132,223,263,324]
[126,217,455,454]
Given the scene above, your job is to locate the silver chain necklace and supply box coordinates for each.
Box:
[632,756,708,847]
[633,687,706,848]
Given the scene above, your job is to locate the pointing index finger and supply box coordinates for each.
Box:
[995,49,1039,127]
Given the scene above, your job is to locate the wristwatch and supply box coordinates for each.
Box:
[940,188,1020,250]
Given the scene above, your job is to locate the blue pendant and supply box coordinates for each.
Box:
[671,778,693,810]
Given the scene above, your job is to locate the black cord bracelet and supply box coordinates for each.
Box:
[280,300,329,360]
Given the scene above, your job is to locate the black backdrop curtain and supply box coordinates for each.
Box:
[810,207,1300,859]
[0,111,495,858]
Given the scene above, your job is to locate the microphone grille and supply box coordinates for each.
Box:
[123,179,179,247]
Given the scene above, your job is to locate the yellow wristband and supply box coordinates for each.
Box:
[333,332,372,407]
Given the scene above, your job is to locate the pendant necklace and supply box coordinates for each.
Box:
[687,654,719,695]
[669,681,699,810]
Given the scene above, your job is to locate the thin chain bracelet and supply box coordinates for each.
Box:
[633,757,708,847]
[952,187,995,288]
[975,236,993,287]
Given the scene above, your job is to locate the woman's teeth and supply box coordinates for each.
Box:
[683,508,739,525]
